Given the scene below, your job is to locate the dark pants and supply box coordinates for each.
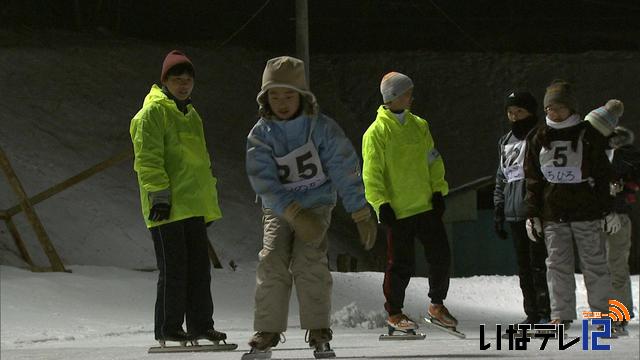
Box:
[509,220,550,321]
[150,217,214,339]
[383,210,451,315]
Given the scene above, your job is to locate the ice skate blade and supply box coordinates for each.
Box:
[424,317,466,339]
[314,349,336,359]
[157,340,187,347]
[313,343,336,359]
[191,339,225,346]
[241,348,272,360]
[148,343,237,353]
[379,333,426,341]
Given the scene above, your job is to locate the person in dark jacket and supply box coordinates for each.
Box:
[523,80,614,327]
[494,90,550,326]
[585,100,638,334]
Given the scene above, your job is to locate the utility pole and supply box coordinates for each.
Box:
[295,0,310,85]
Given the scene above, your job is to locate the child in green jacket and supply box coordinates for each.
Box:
[362,72,458,334]
[130,50,225,346]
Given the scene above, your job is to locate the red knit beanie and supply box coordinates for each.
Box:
[160,50,193,82]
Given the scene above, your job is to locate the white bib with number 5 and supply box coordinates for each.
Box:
[539,131,584,184]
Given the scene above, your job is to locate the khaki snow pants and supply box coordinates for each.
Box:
[543,220,612,320]
[253,205,333,332]
[603,214,635,318]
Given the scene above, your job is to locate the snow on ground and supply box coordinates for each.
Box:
[1,34,640,359]
[1,265,638,359]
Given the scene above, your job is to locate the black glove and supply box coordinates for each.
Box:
[494,205,508,239]
[378,203,396,226]
[148,203,171,222]
[494,219,508,240]
[431,192,445,218]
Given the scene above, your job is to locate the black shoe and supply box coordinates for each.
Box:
[156,329,190,346]
[191,328,227,343]
[514,316,539,326]
[306,328,333,348]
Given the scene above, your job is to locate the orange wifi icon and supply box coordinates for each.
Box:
[606,299,631,322]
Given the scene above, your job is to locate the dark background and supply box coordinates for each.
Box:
[1,1,639,274]
[3,0,640,53]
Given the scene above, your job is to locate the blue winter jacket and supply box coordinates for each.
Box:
[246,113,367,216]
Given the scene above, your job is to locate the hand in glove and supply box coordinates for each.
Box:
[525,217,544,242]
[431,192,446,218]
[283,202,326,247]
[378,203,396,226]
[148,189,171,222]
[494,219,508,240]
[351,206,378,250]
[602,213,621,235]
[494,206,508,240]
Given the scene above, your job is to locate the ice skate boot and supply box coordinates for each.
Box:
[612,321,629,337]
[148,328,238,353]
[501,316,540,338]
[156,329,190,347]
[425,304,465,338]
[190,328,227,345]
[427,304,458,328]
[241,331,283,360]
[306,328,335,359]
[379,313,425,340]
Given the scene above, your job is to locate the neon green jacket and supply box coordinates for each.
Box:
[362,105,448,219]
[130,85,222,228]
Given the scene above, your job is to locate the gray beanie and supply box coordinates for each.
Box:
[380,72,414,103]
[585,99,624,137]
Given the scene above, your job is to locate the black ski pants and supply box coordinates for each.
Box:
[150,216,214,340]
[383,210,451,315]
[509,220,551,321]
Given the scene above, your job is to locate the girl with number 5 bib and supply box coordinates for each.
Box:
[524,79,614,329]
[243,56,377,359]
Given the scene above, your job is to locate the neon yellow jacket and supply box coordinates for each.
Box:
[362,105,448,219]
[130,85,222,228]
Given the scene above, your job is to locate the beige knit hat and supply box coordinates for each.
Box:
[543,79,578,112]
[256,56,317,112]
[380,72,414,103]
[585,99,624,137]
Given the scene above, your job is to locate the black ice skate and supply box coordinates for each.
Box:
[155,329,190,348]
[379,314,426,341]
[306,328,336,359]
[190,328,228,345]
[148,329,238,354]
[612,321,629,337]
[527,319,573,339]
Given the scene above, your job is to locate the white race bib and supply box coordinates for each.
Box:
[501,138,526,183]
[273,119,327,192]
[539,133,584,184]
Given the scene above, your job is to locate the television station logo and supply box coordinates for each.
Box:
[480,299,631,351]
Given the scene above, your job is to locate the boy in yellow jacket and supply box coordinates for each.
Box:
[130,50,225,346]
[362,72,458,333]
